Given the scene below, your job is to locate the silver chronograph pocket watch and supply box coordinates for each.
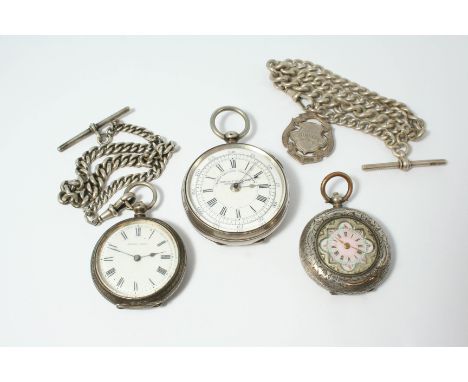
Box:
[300,172,391,294]
[91,182,186,308]
[182,106,289,245]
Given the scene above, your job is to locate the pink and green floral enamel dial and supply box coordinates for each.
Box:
[300,172,391,294]
[317,218,377,274]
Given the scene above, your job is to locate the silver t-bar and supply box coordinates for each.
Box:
[57,107,131,152]
[362,159,447,171]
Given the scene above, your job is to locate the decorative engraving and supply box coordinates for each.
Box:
[299,207,391,294]
[282,111,334,164]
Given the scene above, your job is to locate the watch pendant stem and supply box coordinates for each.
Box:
[330,192,344,208]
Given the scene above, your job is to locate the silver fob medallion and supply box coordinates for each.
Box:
[282,111,334,164]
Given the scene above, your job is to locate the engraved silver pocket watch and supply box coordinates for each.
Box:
[182,106,289,245]
[91,182,186,309]
[58,108,186,308]
[300,172,391,294]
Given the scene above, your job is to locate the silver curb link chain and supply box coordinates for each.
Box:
[267,59,447,171]
[58,120,176,225]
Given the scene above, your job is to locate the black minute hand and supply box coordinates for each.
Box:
[108,246,136,258]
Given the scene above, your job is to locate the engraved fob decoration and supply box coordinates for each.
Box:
[91,183,186,308]
[300,172,390,294]
[282,110,334,164]
[182,106,289,245]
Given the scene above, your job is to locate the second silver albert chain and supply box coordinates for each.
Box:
[58,107,176,225]
[267,59,447,171]
[57,108,186,309]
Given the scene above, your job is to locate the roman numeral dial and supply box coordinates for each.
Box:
[95,220,180,300]
[186,146,287,234]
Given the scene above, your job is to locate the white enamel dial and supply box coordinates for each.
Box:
[186,145,287,232]
[96,219,179,299]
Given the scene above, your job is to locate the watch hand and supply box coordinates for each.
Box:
[220,176,254,185]
[239,183,268,188]
[336,238,358,251]
[108,247,136,258]
[237,165,254,184]
[238,177,253,184]
[140,251,166,258]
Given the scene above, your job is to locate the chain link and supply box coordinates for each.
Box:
[267,59,426,161]
[58,121,176,225]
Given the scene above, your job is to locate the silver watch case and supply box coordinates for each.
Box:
[91,217,186,308]
[182,143,289,246]
[300,207,390,294]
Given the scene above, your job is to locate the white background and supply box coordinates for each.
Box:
[1,36,467,346]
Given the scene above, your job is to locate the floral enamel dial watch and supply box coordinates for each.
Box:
[182,106,289,245]
[300,172,391,294]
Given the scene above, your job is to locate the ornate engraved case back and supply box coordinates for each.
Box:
[299,172,391,294]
